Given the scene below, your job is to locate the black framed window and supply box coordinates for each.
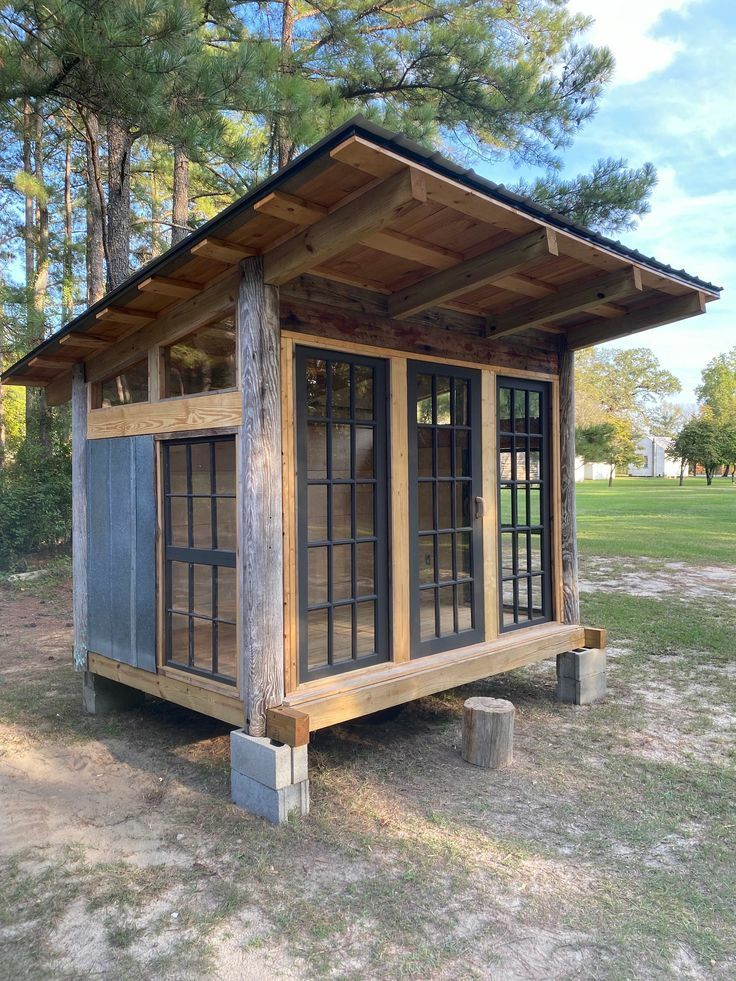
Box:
[296,348,389,680]
[497,378,552,630]
[163,435,237,684]
[408,362,484,657]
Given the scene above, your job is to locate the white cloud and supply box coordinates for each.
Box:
[566,0,701,84]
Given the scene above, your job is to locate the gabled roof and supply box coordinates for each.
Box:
[3,115,720,394]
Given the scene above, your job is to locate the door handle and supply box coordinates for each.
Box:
[474,496,486,519]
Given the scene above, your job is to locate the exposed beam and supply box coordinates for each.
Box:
[138,274,202,299]
[487,267,643,339]
[190,237,257,263]
[59,333,109,350]
[263,168,427,287]
[3,373,53,386]
[567,292,706,350]
[45,371,73,405]
[254,190,326,225]
[388,227,558,320]
[493,273,556,299]
[96,306,156,327]
[28,353,79,368]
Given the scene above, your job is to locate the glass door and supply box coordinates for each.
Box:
[295,348,390,680]
[497,377,553,630]
[408,362,484,657]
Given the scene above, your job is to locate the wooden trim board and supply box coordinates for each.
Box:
[87,390,241,439]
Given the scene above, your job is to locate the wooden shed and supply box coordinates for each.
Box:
[2,117,719,817]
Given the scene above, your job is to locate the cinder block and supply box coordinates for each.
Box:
[82,671,145,714]
[231,771,310,825]
[556,669,607,706]
[557,648,607,681]
[230,730,306,790]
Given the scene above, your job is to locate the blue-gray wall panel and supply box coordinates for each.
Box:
[87,435,157,673]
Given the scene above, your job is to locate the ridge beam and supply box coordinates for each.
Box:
[389,228,558,320]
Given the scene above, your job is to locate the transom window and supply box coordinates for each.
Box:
[162,314,236,398]
[296,348,389,680]
[497,378,552,630]
[163,435,237,684]
[96,358,148,408]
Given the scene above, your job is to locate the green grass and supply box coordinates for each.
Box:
[575,476,736,561]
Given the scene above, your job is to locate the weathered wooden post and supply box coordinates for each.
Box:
[71,363,88,672]
[462,697,515,769]
[233,255,308,823]
[559,338,580,626]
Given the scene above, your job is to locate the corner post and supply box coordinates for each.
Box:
[237,256,285,735]
[559,339,580,624]
[71,364,88,670]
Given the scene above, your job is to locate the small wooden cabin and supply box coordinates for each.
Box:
[3,117,719,758]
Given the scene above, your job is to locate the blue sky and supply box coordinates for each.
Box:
[478,0,736,403]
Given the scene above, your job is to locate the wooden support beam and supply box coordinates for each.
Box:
[71,364,88,671]
[584,627,607,650]
[3,373,53,386]
[487,267,643,338]
[138,274,202,299]
[238,257,284,736]
[59,333,109,350]
[266,706,310,747]
[254,190,327,225]
[559,339,580,625]
[567,292,706,350]
[45,371,73,406]
[389,227,558,320]
[96,306,156,327]
[28,353,79,368]
[190,237,257,263]
[263,168,427,287]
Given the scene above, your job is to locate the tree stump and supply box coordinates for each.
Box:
[462,697,515,769]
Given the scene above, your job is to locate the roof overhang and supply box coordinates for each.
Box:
[2,115,720,401]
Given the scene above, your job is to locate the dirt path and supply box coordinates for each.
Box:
[1,568,734,979]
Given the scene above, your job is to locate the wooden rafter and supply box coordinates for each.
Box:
[96,306,156,327]
[28,353,79,368]
[190,237,257,263]
[263,168,428,287]
[567,292,706,350]
[388,228,558,320]
[138,274,202,299]
[487,267,643,338]
[59,333,109,350]
[254,190,326,225]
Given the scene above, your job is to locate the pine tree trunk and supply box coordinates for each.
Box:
[608,465,614,487]
[22,99,35,437]
[84,112,106,304]
[106,118,132,289]
[33,104,50,451]
[171,147,189,245]
[276,0,296,170]
[62,127,74,324]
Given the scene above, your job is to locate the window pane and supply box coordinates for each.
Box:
[438,585,454,635]
[331,484,352,541]
[332,544,353,601]
[192,498,211,549]
[498,389,511,431]
[418,482,434,532]
[457,532,472,579]
[169,497,189,546]
[500,484,513,527]
[163,315,235,398]
[531,576,544,617]
[193,565,212,616]
[436,430,451,477]
[458,582,473,632]
[216,622,237,679]
[170,561,189,611]
[356,542,374,597]
[308,485,328,541]
[306,359,327,416]
[215,440,235,494]
[529,485,542,526]
[437,481,452,530]
[168,445,187,494]
[514,389,527,432]
[530,532,542,573]
[516,486,528,527]
[307,422,327,479]
[217,567,237,621]
[356,484,374,538]
[308,609,329,671]
[420,588,436,641]
[332,361,351,419]
[170,613,189,663]
[100,358,148,408]
[417,428,433,477]
[354,365,373,420]
[436,377,452,425]
[456,481,471,528]
[332,424,351,479]
[333,605,353,663]
[355,427,374,478]
[454,379,468,426]
[437,534,453,582]
[455,430,470,477]
[501,532,514,575]
[190,442,211,494]
[416,374,433,424]
[528,391,541,434]
[193,618,212,672]
[216,497,237,552]
[308,547,328,606]
[517,533,529,574]
[356,602,375,656]
[499,436,512,480]
[418,536,435,584]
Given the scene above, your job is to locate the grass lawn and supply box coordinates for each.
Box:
[0,477,734,979]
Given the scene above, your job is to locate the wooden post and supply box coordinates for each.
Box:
[71,363,88,670]
[238,256,285,736]
[559,339,580,625]
[462,697,514,769]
